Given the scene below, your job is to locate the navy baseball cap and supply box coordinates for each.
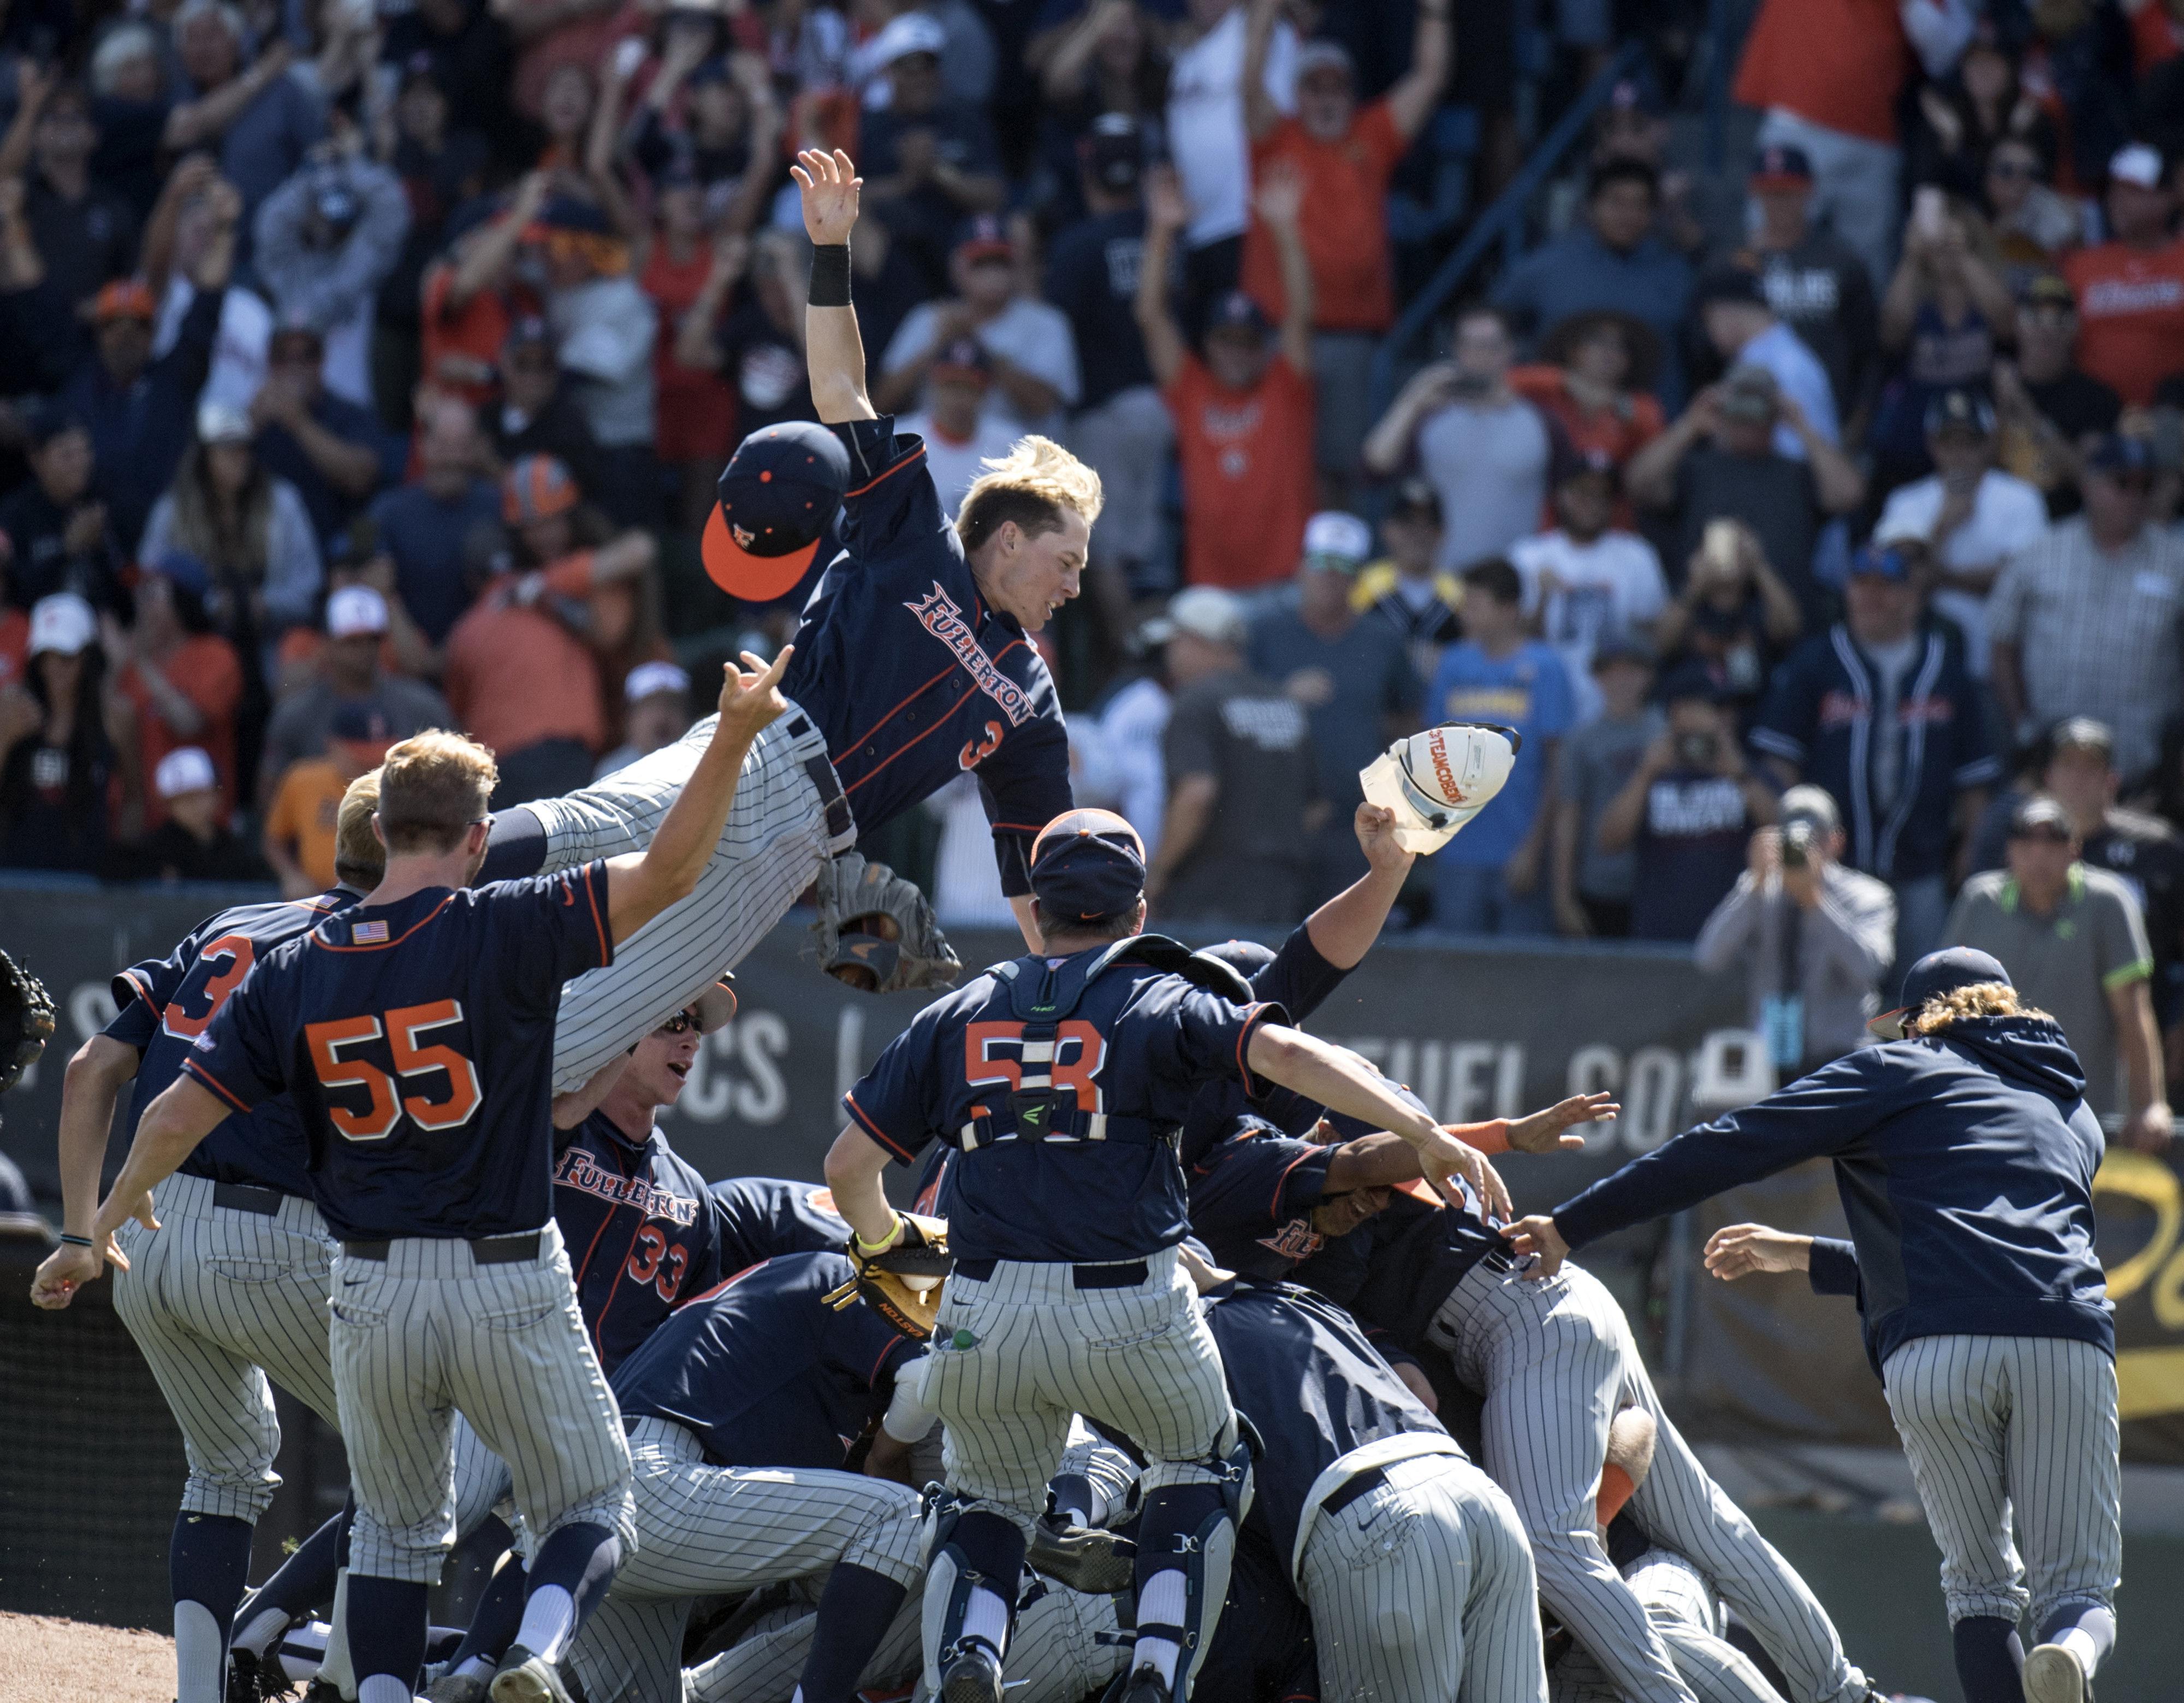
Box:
[1200,939,1276,977]
[1849,543,1913,582]
[1749,144,1814,188]
[1029,809,1147,924]
[1204,289,1271,343]
[702,422,851,601]
[2085,432,2154,477]
[1924,386,1996,438]
[1870,947,2013,1039]
[1658,661,1728,705]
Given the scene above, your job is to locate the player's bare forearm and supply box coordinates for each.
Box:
[1304,806,1413,970]
[1324,1131,1425,1191]
[553,1052,632,1129]
[806,302,877,423]
[824,1123,900,1249]
[90,1075,231,1263]
[57,1035,136,1235]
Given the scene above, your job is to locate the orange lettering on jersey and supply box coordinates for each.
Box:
[1049,1019,1105,1111]
[163,934,256,1039]
[965,1020,1024,1092]
[388,1000,483,1132]
[306,1016,400,1141]
[958,720,1004,771]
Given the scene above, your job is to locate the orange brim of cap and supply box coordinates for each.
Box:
[1868,1006,1910,1040]
[702,505,822,602]
[1748,171,1812,192]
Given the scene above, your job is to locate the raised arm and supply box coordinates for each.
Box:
[1241,0,1283,140]
[793,149,877,424]
[1624,389,1715,509]
[1386,0,1454,139]
[1135,165,1191,388]
[1256,162,1315,372]
[1362,363,1458,476]
[1303,804,1416,968]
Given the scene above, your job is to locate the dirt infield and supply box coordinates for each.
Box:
[0,1612,174,1703]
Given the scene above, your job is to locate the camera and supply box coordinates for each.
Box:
[1782,820,1816,870]
[1676,730,1717,768]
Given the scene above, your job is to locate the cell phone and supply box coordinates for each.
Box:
[1913,186,1948,242]
[1702,519,1741,577]
[613,37,649,80]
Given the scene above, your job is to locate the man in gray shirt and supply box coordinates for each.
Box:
[1695,786,1897,1072]
[1552,634,1663,937]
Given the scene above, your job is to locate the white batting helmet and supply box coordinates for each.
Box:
[1359,723,1521,854]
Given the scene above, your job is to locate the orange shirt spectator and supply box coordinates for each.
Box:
[2063,146,2184,405]
[1167,340,1317,591]
[262,758,351,893]
[1511,318,1665,529]
[1733,0,1913,146]
[643,215,739,467]
[112,559,244,829]
[1239,101,1407,333]
[0,603,26,692]
[444,579,608,762]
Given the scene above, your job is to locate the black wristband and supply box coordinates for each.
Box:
[60,1233,93,1248]
[809,243,852,307]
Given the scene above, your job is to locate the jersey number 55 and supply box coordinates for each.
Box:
[305,1000,484,1141]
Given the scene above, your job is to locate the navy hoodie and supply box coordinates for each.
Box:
[1552,1015,2111,1374]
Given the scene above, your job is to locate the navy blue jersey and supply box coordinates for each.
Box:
[1174,1523,1316,1703]
[707,1175,850,1271]
[609,1251,921,1470]
[187,864,615,1242]
[1178,924,1357,1168]
[1326,1188,1508,1350]
[1188,1122,1338,1280]
[779,418,1073,894]
[555,1113,726,1376]
[107,888,360,1197]
[845,945,1283,1263]
[1203,1278,1450,1571]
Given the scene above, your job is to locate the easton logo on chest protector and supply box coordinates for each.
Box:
[904,583,1035,727]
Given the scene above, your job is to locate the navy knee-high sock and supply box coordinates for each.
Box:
[946,1510,1026,1658]
[512,1522,621,1663]
[173,1511,257,1703]
[794,1563,911,1703]
[1952,1615,2026,1703]
[447,1558,529,1674]
[346,1576,430,1703]
[235,1501,350,1651]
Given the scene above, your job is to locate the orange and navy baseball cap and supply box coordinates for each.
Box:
[503,454,580,525]
[1748,144,1814,192]
[1029,808,1146,922]
[94,277,158,323]
[702,421,851,601]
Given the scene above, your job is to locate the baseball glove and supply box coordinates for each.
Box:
[822,1211,952,1341]
[809,852,963,994]
[0,948,55,1096]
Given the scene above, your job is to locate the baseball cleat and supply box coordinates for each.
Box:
[424,1674,491,1703]
[1029,1515,1137,1594]
[488,1646,577,1703]
[2023,1642,2089,1703]
[937,1636,1005,1703]
[227,1647,293,1703]
[1118,1665,1172,1703]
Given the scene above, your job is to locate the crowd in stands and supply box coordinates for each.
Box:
[1,0,2182,1109]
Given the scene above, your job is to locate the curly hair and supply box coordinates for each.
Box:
[1907,982,2051,1035]
[956,436,1105,549]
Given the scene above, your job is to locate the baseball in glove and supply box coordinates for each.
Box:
[0,948,56,1096]
[823,1211,952,1341]
[810,851,963,994]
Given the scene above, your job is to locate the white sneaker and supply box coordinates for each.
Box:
[2023,1641,2089,1703]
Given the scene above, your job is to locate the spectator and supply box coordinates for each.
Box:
[258,584,452,790]
[87,24,174,220]
[900,339,1018,517]
[0,401,123,614]
[2062,142,2184,406]
[1948,792,2169,1143]
[1350,478,1461,681]
[1031,1,1171,230]
[0,170,63,399]
[0,592,132,871]
[1695,786,1897,1071]
[442,454,656,805]
[365,394,501,653]
[1094,608,1184,854]
[1980,133,2082,286]
[1872,194,2015,484]
[1165,0,1297,305]
[1551,633,1663,937]
[253,139,411,410]
[1753,543,1998,969]
[1494,158,1696,409]
[250,321,399,550]
[490,315,604,495]
[1652,517,1804,723]
[1989,434,2184,784]
[167,2,323,228]
[102,744,269,883]
[8,80,139,324]
[1506,311,1666,514]
[1248,511,1421,899]
[592,657,690,780]
[1138,163,1315,592]
[379,54,494,365]
[1142,581,1320,923]
[140,400,324,652]
[1872,387,2046,679]
[1363,306,1555,574]
[1047,114,1166,619]
[1911,29,2055,203]
[1694,262,1841,459]
[626,48,780,232]
[418,175,546,409]
[0,560,25,690]
[641,173,740,536]
[106,551,245,827]
[857,13,1006,290]
[1426,557,1572,935]
[1511,450,1669,725]
[879,215,1080,436]
[1597,663,1778,943]
[674,226,816,445]
[1991,274,2121,519]
[1740,143,1881,426]
[1625,363,1863,631]
[531,195,658,525]
[1238,3,1451,496]
[261,697,389,896]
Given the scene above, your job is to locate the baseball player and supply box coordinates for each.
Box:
[1512,947,2116,1703]
[568,1248,933,1703]
[27,770,385,1703]
[822,807,1512,1703]
[87,659,788,1703]
[480,145,1096,1092]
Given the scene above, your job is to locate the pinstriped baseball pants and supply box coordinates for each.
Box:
[1880,1334,2121,1629]
[111,1172,342,1523]
[526,708,854,1091]
[1299,1451,1547,1703]
[567,1415,926,1703]
[923,1247,1238,1535]
[683,1590,929,1703]
[328,1221,634,1584]
[1431,1260,1867,1703]
[1550,1549,1785,1703]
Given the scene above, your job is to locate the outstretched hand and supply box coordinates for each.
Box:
[791,148,860,246]
[717,647,792,741]
[1702,1223,1812,1280]
[1506,1091,1619,1154]
[1507,1213,1569,1277]
[1417,1126,1513,1223]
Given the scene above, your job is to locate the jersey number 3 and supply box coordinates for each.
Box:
[305,1000,484,1142]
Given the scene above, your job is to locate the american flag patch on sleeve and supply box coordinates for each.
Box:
[353,920,389,943]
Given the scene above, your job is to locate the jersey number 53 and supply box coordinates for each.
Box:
[305,1000,483,1141]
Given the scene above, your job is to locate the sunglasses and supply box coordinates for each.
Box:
[656,1011,700,1036]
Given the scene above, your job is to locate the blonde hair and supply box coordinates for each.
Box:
[1906,982,2051,1035]
[375,732,498,854]
[334,768,385,890]
[956,436,1105,553]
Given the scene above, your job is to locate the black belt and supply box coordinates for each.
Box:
[952,1257,1149,1289]
[342,1233,541,1265]
[1321,1464,1389,1519]
[787,716,854,841]
[212,1182,287,1216]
